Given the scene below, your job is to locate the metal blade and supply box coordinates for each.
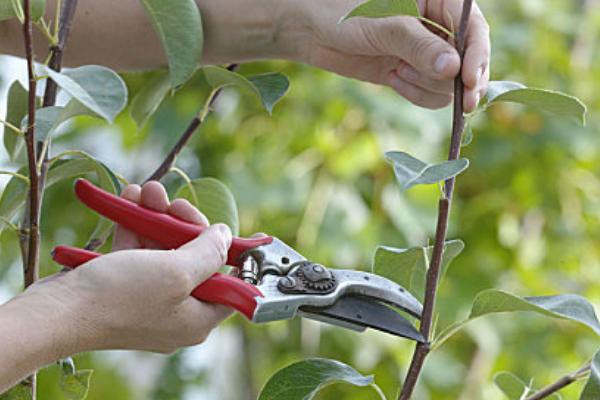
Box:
[299,296,425,342]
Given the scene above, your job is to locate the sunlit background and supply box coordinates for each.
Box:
[1,1,599,399]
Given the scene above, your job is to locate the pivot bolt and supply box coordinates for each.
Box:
[278,276,297,290]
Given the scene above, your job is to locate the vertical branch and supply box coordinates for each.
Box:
[42,0,79,109]
[20,0,40,397]
[22,0,40,288]
[398,1,473,398]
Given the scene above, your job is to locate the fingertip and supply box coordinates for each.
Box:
[210,223,232,247]
[169,198,209,226]
[121,184,141,202]
[433,51,461,80]
[141,181,170,212]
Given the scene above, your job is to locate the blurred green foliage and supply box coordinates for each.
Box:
[1,0,599,399]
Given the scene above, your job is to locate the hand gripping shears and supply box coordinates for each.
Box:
[52,179,425,342]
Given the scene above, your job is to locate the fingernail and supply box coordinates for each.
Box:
[474,92,481,106]
[434,53,451,74]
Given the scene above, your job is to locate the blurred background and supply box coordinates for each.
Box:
[0,0,599,399]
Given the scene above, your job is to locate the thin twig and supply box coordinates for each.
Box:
[145,63,238,183]
[525,364,591,400]
[398,1,473,398]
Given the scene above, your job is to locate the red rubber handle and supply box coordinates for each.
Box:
[52,245,262,320]
[74,178,273,267]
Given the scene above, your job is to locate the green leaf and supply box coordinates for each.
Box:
[4,81,28,161]
[60,370,93,400]
[0,156,119,236]
[20,100,100,141]
[175,178,239,236]
[0,169,28,234]
[130,70,171,129]
[581,351,600,400]
[340,0,419,22]
[385,151,469,191]
[373,240,464,301]
[0,382,32,400]
[21,106,63,141]
[258,358,374,400]
[140,0,203,89]
[484,80,587,126]
[0,0,45,22]
[469,290,600,335]
[43,65,128,123]
[202,66,289,114]
[494,372,532,399]
[247,73,290,114]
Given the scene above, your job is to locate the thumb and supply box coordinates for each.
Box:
[178,224,233,285]
[381,18,460,80]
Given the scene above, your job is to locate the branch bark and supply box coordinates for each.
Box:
[525,364,590,400]
[20,1,39,397]
[398,1,473,398]
[145,63,238,183]
[19,1,80,397]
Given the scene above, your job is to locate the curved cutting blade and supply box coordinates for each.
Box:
[299,296,425,342]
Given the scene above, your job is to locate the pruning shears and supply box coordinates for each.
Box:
[52,179,425,342]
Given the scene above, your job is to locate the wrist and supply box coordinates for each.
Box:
[197,0,312,64]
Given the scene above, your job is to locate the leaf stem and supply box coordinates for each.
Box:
[145,64,238,183]
[371,383,388,400]
[418,17,454,38]
[525,364,591,400]
[169,167,199,206]
[0,118,24,135]
[397,1,473,399]
[0,170,30,183]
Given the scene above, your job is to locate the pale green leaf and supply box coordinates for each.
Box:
[373,240,464,301]
[494,372,532,399]
[485,80,587,126]
[469,290,600,335]
[581,350,600,400]
[258,358,374,400]
[21,106,63,141]
[4,81,28,161]
[202,66,289,114]
[130,70,171,128]
[140,0,203,89]
[340,0,419,22]
[0,382,32,400]
[20,100,100,141]
[60,370,93,400]
[175,178,239,236]
[0,0,45,22]
[43,65,128,123]
[385,151,469,191]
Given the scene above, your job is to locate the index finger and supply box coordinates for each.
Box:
[168,198,210,227]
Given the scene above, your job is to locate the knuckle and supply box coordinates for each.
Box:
[204,232,228,266]
[162,252,193,295]
[409,35,440,64]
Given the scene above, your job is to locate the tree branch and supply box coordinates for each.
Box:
[398,1,473,398]
[145,63,238,183]
[20,0,40,396]
[525,364,590,400]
